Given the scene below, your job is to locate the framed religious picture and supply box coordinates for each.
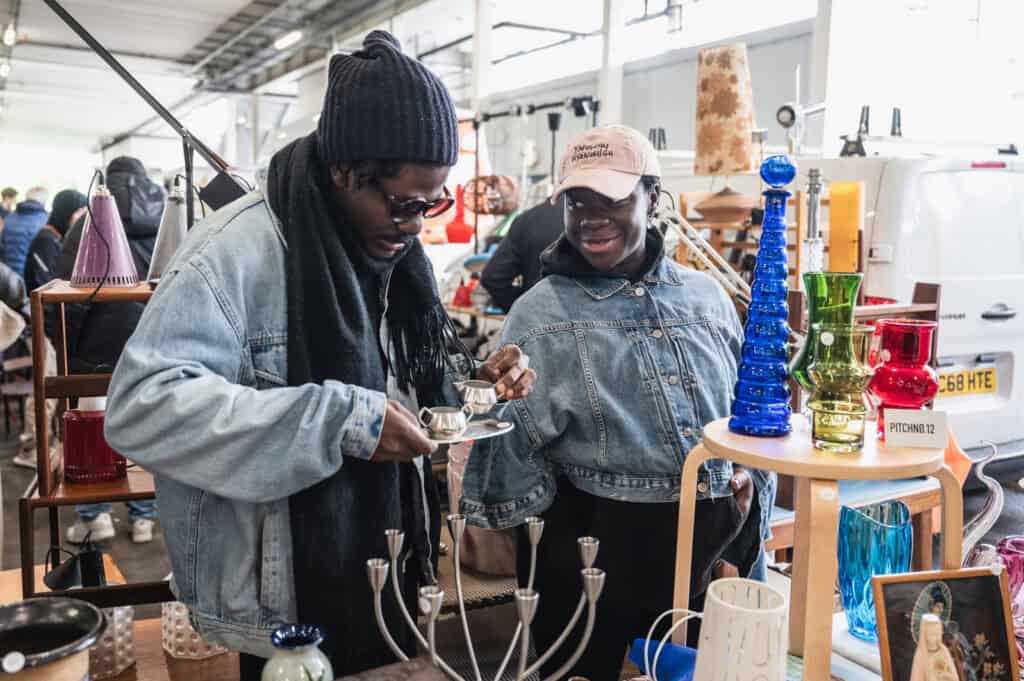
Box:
[873,567,1020,681]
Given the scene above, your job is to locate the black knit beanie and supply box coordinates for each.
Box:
[317,30,459,167]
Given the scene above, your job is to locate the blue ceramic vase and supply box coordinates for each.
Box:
[837,500,913,641]
[728,155,796,437]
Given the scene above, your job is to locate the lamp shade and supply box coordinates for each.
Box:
[694,42,755,177]
[693,578,788,681]
[70,185,139,288]
[147,182,187,281]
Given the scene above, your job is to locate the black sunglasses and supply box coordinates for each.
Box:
[377,185,454,223]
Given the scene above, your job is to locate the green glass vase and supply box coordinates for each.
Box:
[790,272,863,392]
[808,324,875,452]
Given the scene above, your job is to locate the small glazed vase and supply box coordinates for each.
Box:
[807,324,875,453]
[261,625,333,681]
[838,500,912,641]
[790,272,863,392]
[868,319,939,438]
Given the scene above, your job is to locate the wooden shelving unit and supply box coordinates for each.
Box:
[19,279,173,606]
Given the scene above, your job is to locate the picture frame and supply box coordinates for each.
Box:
[873,567,1020,681]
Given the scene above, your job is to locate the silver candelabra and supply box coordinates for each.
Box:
[366,514,605,681]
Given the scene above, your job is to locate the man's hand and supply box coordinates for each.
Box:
[371,400,437,463]
[477,344,537,400]
[730,467,754,520]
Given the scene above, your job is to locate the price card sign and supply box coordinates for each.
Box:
[884,409,948,449]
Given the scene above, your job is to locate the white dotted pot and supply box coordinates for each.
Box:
[89,606,135,679]
[161,601,228,660]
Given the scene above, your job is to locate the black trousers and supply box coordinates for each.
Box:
[239,652,264,681]
[516,478,759,681]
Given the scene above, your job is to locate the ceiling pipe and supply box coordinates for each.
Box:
[189,0,298,76]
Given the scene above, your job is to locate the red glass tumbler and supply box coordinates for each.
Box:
[63,408,127,483]
[868,319,940,438]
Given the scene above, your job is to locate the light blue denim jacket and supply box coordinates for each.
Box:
[105,192,410,657]
[460,254,776,544]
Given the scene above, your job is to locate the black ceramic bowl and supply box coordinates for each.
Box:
[0,598,105,669]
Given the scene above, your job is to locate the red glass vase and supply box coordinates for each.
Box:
[868,319,940,438]
[63,408,127,483]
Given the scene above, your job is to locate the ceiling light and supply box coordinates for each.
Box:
[2,23,15,48]
[277,131,287,140]
[237,115,247,126]
[0,62,10,79]
[273,30,303,51]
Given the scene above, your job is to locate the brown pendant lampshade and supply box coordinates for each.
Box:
[694,42,758,224]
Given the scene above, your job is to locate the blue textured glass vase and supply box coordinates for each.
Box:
[728,155,796,437]
[837,500,912,641]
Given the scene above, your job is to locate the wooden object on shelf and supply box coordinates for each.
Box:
[828,182,864,274]
[20,279,173,608]
[672,415,963,681]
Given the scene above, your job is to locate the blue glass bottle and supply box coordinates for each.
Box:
[729,155,796,437]
[837,500,912,641]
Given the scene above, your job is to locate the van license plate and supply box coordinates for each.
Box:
[937,368,997,398]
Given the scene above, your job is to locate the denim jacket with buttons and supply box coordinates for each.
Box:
[460,246,776,542]
[104,191,441,658]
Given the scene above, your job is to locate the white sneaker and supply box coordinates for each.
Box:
[132,519,155,544]
[11,450,35,469]
[66,513,115,544]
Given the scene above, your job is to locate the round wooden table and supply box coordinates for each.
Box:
[671,415,963,680]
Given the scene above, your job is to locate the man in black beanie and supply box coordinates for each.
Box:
[105,30,536,679]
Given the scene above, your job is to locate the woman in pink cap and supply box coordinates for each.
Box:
[462,125,773,680]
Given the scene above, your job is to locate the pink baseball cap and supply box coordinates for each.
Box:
[552,125,662,203]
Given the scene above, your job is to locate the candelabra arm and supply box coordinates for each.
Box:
[383,537,467,681]
[539,600,597,681]
[449,515,483,681]
[495,519,544,681]
[374,588,409,662]
[367,559,409,663]
[390,556,428,649]
[516,621,531,681]
[420,586,446,671]
[521,593,586,679]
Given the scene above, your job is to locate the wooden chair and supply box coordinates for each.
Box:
[1,355,32,434]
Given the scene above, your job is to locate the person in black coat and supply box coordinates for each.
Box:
[480,195,565,312]
[53,156,164,545]
[24,189,87,293]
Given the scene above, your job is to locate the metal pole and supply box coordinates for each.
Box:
[42,0,230,174]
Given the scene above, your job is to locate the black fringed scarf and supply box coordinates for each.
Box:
[265,133,463,673]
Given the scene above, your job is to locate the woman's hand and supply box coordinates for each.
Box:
[730,466,754,519]
[477,344,537,400]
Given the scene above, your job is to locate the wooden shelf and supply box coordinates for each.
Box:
[44,373,112,398]
[30,469,156,508]
[22,278,166,607]
[34,279,153,304]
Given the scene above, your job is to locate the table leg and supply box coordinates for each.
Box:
[789,477,840,680]
[912,511,934,571]
[671,444,713,644]
[934,465,963,569]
